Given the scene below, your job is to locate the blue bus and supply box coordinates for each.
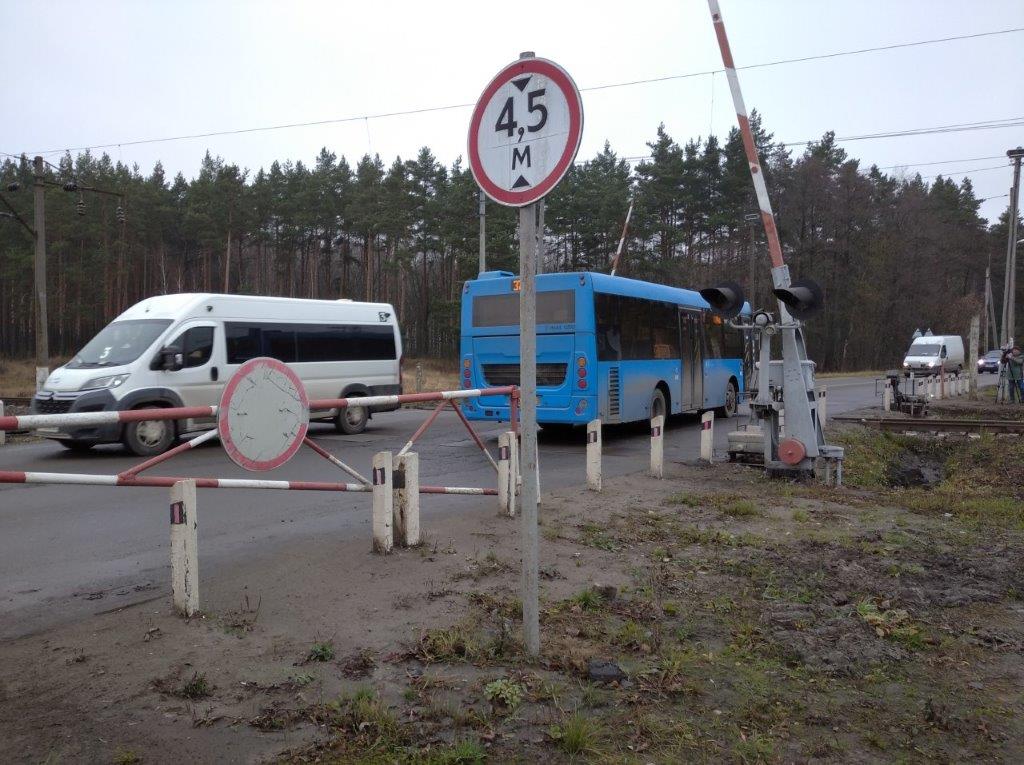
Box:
[458,271,749,426]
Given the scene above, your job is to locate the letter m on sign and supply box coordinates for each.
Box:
[512,145,531,170]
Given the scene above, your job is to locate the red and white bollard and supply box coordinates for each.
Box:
[393,453,420,547]
[700,411,714,463]
[586,419,602,492]
[169,479,200,617]
[650,414,664,478]
[372,451,393,554]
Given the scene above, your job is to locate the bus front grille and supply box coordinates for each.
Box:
[608,366,620,417]
[481,363,567,387]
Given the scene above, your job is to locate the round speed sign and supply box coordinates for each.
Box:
[468,57,583,207]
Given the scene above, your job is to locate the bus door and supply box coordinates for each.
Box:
[679,309,704,411]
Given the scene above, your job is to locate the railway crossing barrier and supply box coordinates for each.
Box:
[0,357,522,616]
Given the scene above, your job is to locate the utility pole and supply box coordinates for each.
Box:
[744,212,760,308]
[1003,147,1023,347]
[32,156,49,389]
[478,190,486,274]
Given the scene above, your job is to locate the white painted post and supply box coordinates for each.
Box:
[969,314,980,400]
[509,434,519,517]
[169,479,199,617]
[817,385,828,425]
[586,418,601,491]
[0,401,5,446]
[700,410,714,463]
[650,414,664,478]
[393,452,420,547]
[372,451,393,554]
[882,384,893,412]
[498,431,515,515]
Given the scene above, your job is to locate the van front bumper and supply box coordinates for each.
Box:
[30,389,121,443]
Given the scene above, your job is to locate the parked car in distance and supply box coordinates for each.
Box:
[902,335,965,376]
[31,293,403,455]
[978,349,1002,374]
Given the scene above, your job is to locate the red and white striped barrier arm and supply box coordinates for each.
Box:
[708,0,785,271]
[0,470,497,494]
[0,386,517,432]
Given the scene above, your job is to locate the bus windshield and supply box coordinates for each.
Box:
[66,319,172,369]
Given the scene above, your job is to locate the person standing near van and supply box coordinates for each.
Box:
[1004,346,1024,403]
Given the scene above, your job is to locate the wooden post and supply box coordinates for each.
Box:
[372,451,393,554]
[393,452,420,547]
[650,414,664,478]
[969,314,980,400]
[586,418,601,491]
[169,480,199,617]
[700,410,714,463]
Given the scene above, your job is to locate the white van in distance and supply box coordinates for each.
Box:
[31,294,403,455]
[902,334,964,376]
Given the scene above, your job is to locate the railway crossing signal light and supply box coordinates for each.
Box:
[699,281,745,319]
[772,277,824,320]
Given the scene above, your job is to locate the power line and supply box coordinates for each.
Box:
[779,117,1024,147]
[14,27,1024,157]
[873,154,1005,170]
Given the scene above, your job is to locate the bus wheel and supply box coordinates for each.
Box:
[651,388,667,421]
[336,399,368,435]
[717,381,739,419]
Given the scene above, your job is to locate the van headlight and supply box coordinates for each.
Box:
[82,373,130,390]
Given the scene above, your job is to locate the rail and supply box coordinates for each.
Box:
[833,415,1024,434]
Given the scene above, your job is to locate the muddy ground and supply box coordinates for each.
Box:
[2,402,1023,764]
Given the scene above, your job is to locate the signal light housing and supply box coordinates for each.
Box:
[699,281,745,320]
[772,278,824,320]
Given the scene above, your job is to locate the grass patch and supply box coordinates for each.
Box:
[548,712,604,756]
[306,640,335,663]
[176,671,212,699]
[721,498,760,518]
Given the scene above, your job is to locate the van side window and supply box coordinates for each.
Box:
[170,326,214,368]
[225,322,397,364]
[226,325,261,364]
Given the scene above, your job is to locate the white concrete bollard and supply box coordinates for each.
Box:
[650,414,664,479]
[372,451,393,554]
[169,479,200,617]
[393,452,420,547]
[498,431,516,515]
[0,401,5,446]
[586,419,602,492]
[700,411,714,463]
[817,385,828,425]
[882,384,893,412]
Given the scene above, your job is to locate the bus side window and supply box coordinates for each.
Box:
[651,302,680,359]
[704,313,724,359]
[595,293,621,361]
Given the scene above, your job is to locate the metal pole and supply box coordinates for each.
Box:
[1006,148,1023,345]
[32,156,49,389]
[478,189,486,274]
[519,198,540,657]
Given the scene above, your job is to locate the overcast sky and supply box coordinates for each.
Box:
[2,0,1022,224]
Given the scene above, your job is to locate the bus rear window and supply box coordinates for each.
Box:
[472,291,575,327]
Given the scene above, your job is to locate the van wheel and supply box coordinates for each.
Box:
[716,381,739,419]
[123,412,175,456]
[336,399,368,435]
[58,440,93,453]
[650,388,667,421]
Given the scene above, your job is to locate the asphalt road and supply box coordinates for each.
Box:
[0,374,926,639]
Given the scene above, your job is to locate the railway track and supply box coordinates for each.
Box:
[0,397,31,407]
[833,415,1024,434]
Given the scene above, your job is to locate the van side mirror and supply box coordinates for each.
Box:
[159,345,184,371]
[941,347,947,358]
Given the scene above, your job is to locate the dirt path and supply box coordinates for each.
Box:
[2,423,1022,763]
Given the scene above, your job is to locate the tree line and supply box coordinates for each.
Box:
[0,111,1015,369]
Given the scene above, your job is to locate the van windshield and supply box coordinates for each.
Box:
[66,319,172,369]
[908,342,941,357]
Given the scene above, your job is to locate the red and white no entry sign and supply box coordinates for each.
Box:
[468,57,583,207]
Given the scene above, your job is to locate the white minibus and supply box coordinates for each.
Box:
[31,294,403,455]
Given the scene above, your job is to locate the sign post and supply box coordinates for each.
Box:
[468,52,583,657]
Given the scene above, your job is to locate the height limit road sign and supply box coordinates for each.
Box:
[468,57,583,207]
